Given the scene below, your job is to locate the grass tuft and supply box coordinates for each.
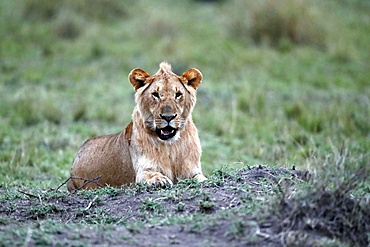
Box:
[226,0,327,48]
[270,152,369,246]
[140,198,163,214]
[22,0,128,22]
[198,192,215,213]
[53,10,82,40]
[1,88,64,127]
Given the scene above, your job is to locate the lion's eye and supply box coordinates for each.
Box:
[152,92,160,99]
[175,92,182,99]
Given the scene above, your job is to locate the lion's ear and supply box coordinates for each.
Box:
[181,68,202,90]
[129,68,151,91]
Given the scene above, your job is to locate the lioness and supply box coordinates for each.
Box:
[67,62,207,191]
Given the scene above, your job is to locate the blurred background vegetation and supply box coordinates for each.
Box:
[0,0,369,186]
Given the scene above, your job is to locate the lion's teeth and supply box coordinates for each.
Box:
[160,129,175,136]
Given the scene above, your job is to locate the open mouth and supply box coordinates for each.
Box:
[156,126,177,140]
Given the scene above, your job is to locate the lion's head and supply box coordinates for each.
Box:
[129,62,202,142]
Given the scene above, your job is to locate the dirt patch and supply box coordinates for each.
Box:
[1,166,368,246]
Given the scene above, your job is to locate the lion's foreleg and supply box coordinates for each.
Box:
[134,157,174,188]
[136,170,173,188]
[193,173,207,182]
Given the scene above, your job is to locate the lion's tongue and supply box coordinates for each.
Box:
[161,129,174,136]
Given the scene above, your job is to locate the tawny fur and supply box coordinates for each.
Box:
[67,62,206,191]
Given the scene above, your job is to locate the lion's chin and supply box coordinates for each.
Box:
[156,126,177,141]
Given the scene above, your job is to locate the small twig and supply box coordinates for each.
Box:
[153,197,168,202]
[71,176,103,193]
[55,176,103,193]
[84,195,99,211]
[55,177,72,192]
[256,228,271,239]
[255,219,272,240]
[18,189,38,199]
[246,181,261,186]
[18,190,42,204]
[38,194,43,205]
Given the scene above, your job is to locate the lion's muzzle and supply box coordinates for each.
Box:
[156,114,178,140]
[160,114,177,123]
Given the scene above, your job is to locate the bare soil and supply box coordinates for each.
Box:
[0,166,368,247]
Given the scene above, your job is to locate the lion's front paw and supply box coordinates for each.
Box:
[145,172,173,188]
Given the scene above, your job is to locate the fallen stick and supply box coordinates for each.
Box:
[55,176,103,193]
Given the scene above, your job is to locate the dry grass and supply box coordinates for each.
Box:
[225,0,327,49]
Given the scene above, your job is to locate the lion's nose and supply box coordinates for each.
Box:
[160,114,177,123]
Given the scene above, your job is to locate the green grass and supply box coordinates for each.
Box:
[1,0,369,184]
[0,0,369,245]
